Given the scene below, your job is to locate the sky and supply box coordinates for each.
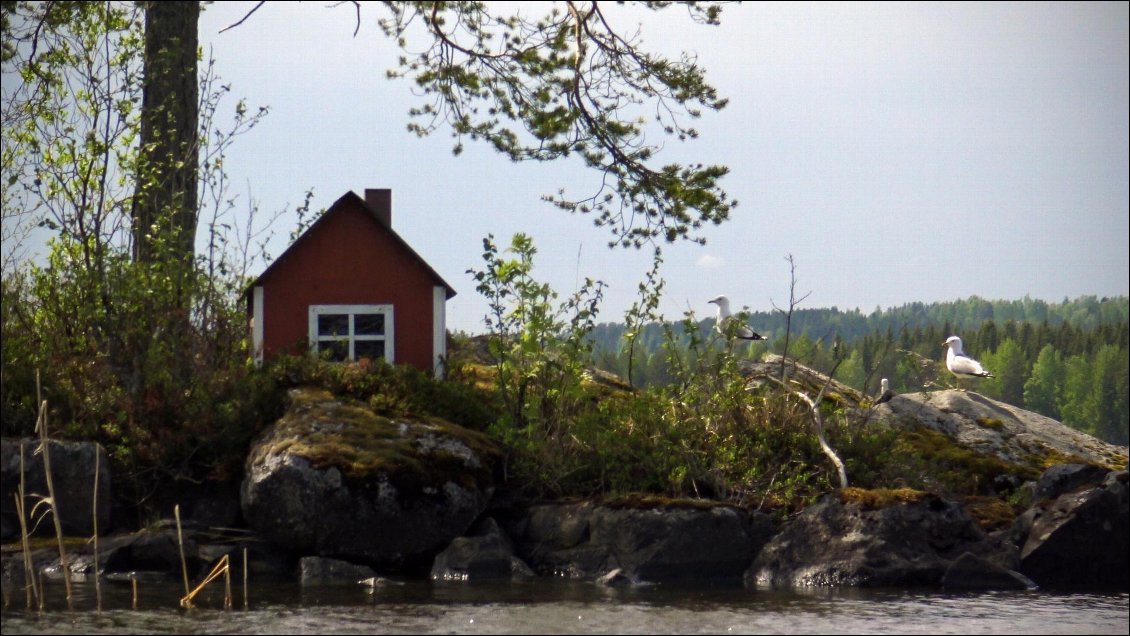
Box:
[192,1,1129,335]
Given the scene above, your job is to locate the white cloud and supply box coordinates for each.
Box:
[696,254,724,269]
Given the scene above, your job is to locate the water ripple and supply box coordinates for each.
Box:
[2,579,1126,635]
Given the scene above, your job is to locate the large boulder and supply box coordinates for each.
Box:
[589,502,776,582]
[746,489,991,588]
[876,390,1127,470]
[500,498,775,582]
[430,518,534,581]
[241,387,501,570]
[1014,469,1128,588]
[1,438,112,540]
[501,500,605,577]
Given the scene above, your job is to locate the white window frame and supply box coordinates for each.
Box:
[432,286,447,378]
[251,286,265,366]
[308,304,394,363]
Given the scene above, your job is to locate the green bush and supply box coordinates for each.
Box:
[266,353,500,432]
[1,238,286,505]
[462,233,903,513]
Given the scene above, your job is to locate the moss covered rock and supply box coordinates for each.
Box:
[241,387,501,570]
[877,389,1128,472]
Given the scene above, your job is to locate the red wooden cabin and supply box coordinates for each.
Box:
[247,189,455,376]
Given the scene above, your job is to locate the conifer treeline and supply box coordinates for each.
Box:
[588,295,1129,445]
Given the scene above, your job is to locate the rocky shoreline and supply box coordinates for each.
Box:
[2,385,1127,593]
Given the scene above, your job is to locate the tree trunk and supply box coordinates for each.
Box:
[132,0,199,269]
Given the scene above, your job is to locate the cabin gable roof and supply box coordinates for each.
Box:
[246,190,456,299]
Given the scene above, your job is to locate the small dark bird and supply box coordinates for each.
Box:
[708,295,767,340]
[873,378,894,406]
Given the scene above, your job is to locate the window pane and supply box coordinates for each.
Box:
[318,314,349,337]
[318,339,349,362]
[355,313,385,335]
[354,340,386,361]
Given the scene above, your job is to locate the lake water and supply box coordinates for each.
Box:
[2,578,1127,635]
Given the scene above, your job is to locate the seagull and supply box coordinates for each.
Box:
[943,335,993,390]
[873,378,894,406]
[708,295,767,341]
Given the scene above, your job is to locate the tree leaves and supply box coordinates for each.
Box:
[376,1,737,248]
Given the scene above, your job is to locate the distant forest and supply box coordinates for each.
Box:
[586,295,1129,445]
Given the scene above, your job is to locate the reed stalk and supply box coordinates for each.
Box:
[14,492,38,610]
[93,448,102,613]
[16,441,40,610]
[175,504,190,597]
[35,391,73,610]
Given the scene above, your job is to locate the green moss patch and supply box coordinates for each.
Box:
[0,536,89,553]
[252,387,501,493]
[975,417,1005,430]
[838,486,934,510]
[599,494,732,511]
[962,495,1024,532]
[1026,443,1116,471]
[891,425,1039,497]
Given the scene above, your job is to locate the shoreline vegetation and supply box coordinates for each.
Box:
[2,368,1126,605]
[2,236,1130,605]
[2,1,1125,610]
[4,254,1125,600]
[1,234,1127,527]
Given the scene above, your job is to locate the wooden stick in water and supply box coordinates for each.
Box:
[224,554,233,610]
[243,547,249,610]
[181,554,230,608]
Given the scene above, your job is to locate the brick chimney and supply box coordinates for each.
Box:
[365,188,391,227]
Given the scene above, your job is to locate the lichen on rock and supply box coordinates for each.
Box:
[241,387,502,569]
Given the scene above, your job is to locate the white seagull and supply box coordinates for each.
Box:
[708,295,767,341]
[943,335,993,389]
[873,378,894,406]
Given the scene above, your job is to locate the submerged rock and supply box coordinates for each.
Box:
[299,556,377,586]
[941,551,1035,590]
[241,387,501,570]
[100,530,201,578]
